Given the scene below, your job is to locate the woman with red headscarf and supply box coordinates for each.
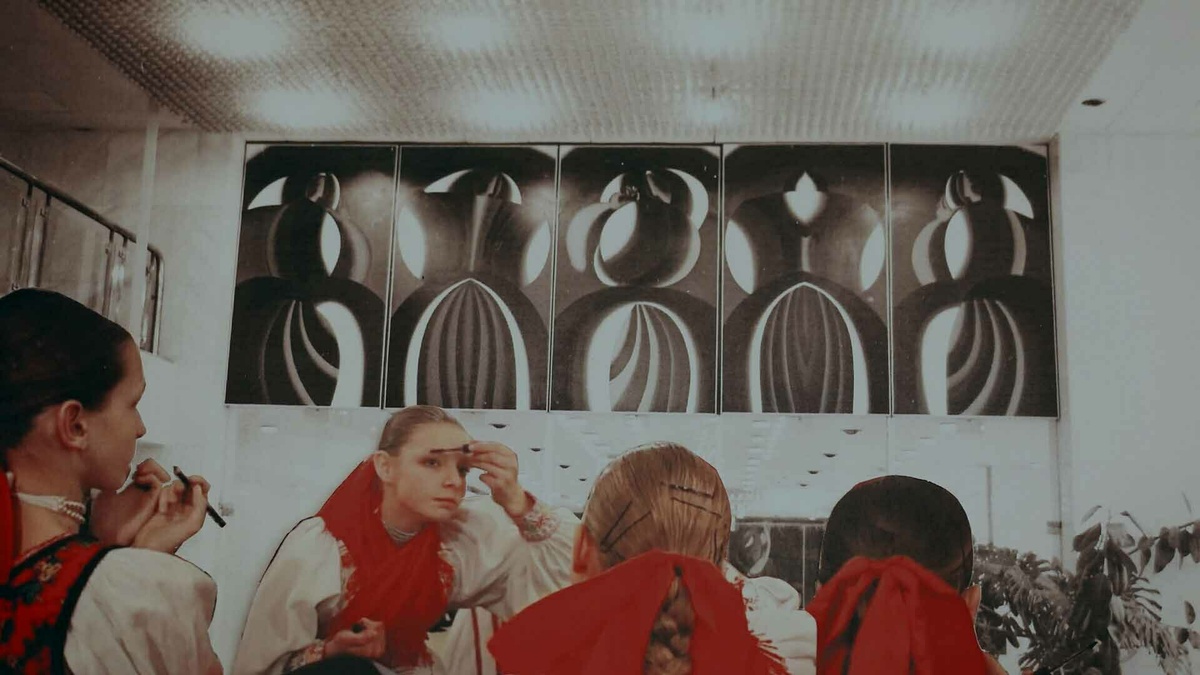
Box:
[807,475,1009,675]
[488,442,816,675]
[232,405,578,675]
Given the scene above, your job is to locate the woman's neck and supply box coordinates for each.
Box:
[378,490,424,534]
[7,444,88,554]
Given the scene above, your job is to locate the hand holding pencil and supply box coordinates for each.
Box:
[129,466,215,554]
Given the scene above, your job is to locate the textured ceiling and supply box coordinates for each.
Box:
[33,0,1141,142]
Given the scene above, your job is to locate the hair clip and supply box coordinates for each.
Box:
[664,482,715,499]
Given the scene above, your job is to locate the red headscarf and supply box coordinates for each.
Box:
[806,555,989,675]
[316,460,454,669]
[488,549,788,675]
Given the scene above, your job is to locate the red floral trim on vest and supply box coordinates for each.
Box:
[1,535,113,675]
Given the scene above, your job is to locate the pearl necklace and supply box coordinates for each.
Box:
[15,492,87,525]
[6,471,87,525]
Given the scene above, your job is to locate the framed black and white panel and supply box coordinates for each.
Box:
[722,144,889,414]
[551,146,720,413]
[385,146,557,411]
[890,144,1057,416]
[225,143,397,407]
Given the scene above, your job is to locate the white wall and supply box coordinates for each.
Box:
[1057,132,1200,671]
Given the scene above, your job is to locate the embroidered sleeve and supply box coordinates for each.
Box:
[510,492,561,543]
[282,640,325,672]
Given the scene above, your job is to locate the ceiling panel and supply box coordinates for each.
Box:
[27,0,1142,141]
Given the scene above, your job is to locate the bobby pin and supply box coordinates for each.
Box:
[664,482,715,499]
[669,496,724,518]
[603,511,651,553]
[598,501,634,550]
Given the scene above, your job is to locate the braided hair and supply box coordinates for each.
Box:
[582,442,732,675]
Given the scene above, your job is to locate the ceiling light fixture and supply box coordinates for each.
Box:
[253,89,360,129]
[1081,98,1106,107]
[182,10,287,59]
[457,90,551,130]
[667,13,771,56]
[690,95,734,126]
[890,89,975,131]
[426,14,511,52]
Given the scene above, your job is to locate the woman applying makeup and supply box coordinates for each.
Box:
[0,289,221,674]
[232,405,578,675]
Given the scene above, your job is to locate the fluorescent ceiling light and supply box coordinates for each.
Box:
[254,89,359,128]
[667,13,772,56]
[182,10,287,59]
[690,96,733,126]
[457,91,551,130]
[889,89,974,131]
[426,14,510,52]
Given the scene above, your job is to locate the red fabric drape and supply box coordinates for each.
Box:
[317,461,454,668]
[488,550,788,675]
[806,555,989,675]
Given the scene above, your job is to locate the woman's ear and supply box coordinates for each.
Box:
[371,451,395,483]
[571,527,603,584]
[52,400,88,451]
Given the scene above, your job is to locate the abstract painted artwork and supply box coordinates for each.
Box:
[385,146,557,410]
[890,145,1057,416]
[722,145,889,414]
[226,144,397,406]
[550,146,720,413]
[223,142,1058,417]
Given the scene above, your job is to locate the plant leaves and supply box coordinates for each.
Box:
[1184,492,1194,517]
[1186,600,1195,625]
[1190,630,1200,649]
[1154,537,1176,573]
[1082,505,1103,524]
[1108,522,1136,548]
[1139,546,1152,573]
[1122,511,1148,536]
[1074,523,1103,553]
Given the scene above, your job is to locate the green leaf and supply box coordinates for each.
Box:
[1074,523,1103,553]
[1186,600,1195,625]
[1082,505,1103,524]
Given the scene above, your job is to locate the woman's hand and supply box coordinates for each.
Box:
[324,618,386,660]
[89,459,172,546]
[129,473,211,554]
[468,442,531,518]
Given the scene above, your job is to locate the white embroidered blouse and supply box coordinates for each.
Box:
[231,495,578,675]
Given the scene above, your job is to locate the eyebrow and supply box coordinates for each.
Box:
[428,444,471,455]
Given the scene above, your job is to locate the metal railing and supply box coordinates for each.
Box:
[1,154,163,353]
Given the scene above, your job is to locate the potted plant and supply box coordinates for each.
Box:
[974,502,1199,674]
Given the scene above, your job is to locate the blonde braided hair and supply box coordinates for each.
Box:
[582,442,732,675]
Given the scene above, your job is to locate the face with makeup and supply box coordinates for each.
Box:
[373,421,473,529]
